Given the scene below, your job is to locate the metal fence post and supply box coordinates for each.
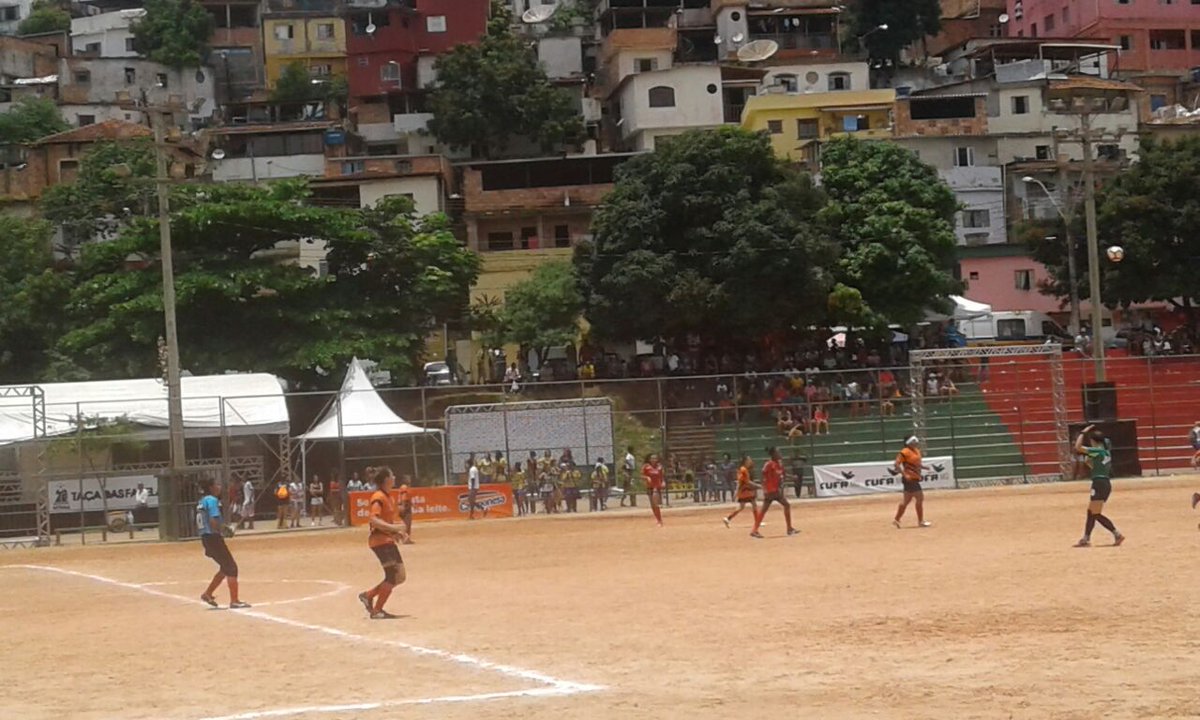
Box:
[1146,356,1161,476]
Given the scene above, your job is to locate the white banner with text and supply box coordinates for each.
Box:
[813,457,956,498]
[48,475,159,514]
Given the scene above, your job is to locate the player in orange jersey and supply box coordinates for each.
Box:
[357,466,408,620]
[751,447,798,538]
[722,455,759,528]
[643,454,665,526]
[893,437,932,528]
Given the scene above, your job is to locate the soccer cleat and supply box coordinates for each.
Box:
[229,601,251,609]
[750,531,763,539]
[787,528,800,536]
[722,517,731,529]
[919,521,932,528]
[371,610,400,620]
[892,520,901,529]
[358,592,373,615]
[1113,533,1125,547]
[1074,538,1091,547]
[200,594,218,608]
[1192,492,1199,510]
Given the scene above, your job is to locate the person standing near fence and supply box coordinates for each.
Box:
[133,482,150,530]
[196,478,249,609]
[622,446,637,507]
[751,447,798,539]
[308,474,325,526]
[288,475,305,528]
[591,458,610,511]
[328,473,343,526]
[1190,421,1200,470]
[1074,425,1125,548]
[466,457,482,520]
[238,478,255,530]
[643,454,665,527]
[274,479,289,529]
[511,462,526,517]
[357,466,407,620]
[892,437,932,529]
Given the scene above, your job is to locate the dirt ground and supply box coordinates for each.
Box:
[3,476,1200,720]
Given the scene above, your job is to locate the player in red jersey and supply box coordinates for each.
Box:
[643,454,665,526]
[751,447,798,539]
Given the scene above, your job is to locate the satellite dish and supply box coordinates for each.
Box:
[365,22,376,33]
[737,39,779,63]
[998,13,1010,23]
[713,34,722,44]
[211,148,226,161]
[732,32,745,43]
[522,4,557,23]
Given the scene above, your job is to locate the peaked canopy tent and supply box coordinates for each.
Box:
[294,359,448,486]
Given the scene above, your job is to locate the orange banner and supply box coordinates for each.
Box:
[348,484,513,525]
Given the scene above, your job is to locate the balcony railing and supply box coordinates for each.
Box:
[750,32,836,52]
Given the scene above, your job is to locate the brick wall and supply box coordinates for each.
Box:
[893,96,988,137]
[462,168,613,214]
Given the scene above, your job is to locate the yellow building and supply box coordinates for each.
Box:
[740,89,896,167]
[262,15,347,87]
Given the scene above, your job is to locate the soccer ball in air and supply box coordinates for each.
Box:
[1106,245,1125,263]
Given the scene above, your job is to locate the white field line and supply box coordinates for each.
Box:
[136,579,350,608]
[4,564,604,719]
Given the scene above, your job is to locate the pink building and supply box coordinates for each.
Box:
[1007,0,1200,74]
[960,253,1063,315]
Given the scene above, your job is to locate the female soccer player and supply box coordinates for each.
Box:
[751,447,798,538]
[643,453,665,526]
[722,455,759,528]
[197,478,249,609]
[893,436,932,528]
[1074,425,1126,547]
[357,467,409,619]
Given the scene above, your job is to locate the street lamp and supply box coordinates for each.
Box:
[1022,175,1082,336]
[858,23,888,40]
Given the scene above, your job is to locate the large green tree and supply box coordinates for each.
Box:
[576,127,834,344]
[1085,137,1200,332]
[850,0,942,68]
[130,0,215,69]
[40,139,157,252]
[17,0,70,35]
[428,0,584,158]
[818,137,962,328]
[0,96,70,144]
[0,216,73,383]
[494,261,583,366]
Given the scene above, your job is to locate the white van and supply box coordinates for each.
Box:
[957,311,1071,344]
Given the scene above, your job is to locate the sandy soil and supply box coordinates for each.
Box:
[3,476,1200,720]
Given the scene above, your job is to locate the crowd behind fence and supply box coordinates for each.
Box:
[2,352,1197,544]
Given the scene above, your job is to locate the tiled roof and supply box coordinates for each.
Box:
[34,119,152,145]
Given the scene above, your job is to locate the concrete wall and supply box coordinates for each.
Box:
[0,0,35,36]
[57,58,218,128]
[617,65,724,143]
[359,175,444,215]
[538,35,583,78]
[959,254,1061,313]
[70,9,143,58]
[470,246,575,303]
[761,61,869,94]
[212,153,325,182]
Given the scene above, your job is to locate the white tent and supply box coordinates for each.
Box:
[0,373,289,445]
[925,295,993,322]
[295,359,446,483]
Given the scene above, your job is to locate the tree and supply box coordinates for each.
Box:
[1090,137,1200,332]
[40,140,158,251]
[851,0,942,68]
[270,61,321,104]
[495,262,583,366]
[818,137,962,328]
[130,0,215,69]
[17,0,70,35]
[577,127,834,345]
[428,0,584,158]
[0,216,73,383]
[0,97,70,144]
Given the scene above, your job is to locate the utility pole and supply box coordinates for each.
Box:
[1051,133,1082,336]
[1079,110,1106,382]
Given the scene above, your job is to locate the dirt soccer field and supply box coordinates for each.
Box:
[3,476,1200,720]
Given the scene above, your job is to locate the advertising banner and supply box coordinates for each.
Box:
[813,457,956,498]
[348,484,513,525]
[48,475,158,514]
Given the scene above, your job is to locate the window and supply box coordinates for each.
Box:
[58,159,80,183]
[1149,29,1186,50]
[156,73,169,88]
[963,209,991,228]
[997,318,1027,339]
[647,85,675,108]
[309,64,332,77]
[426,15,447,32]
[316,22,334,39]
[380,62,402,83]
[1119,35,1132,50]
[775,73,798,92]
[954,146,974,167]
[486,232,514,251]
[1011,95,1029,114]
[1030,22,1037,37]
[1116,0,1130,3]
[274,24,294,40]
[842,114,869,132]
[828,72,851,91]
[1150,94,1167,111]
[1014,270,1034,291]
[74,70,91,84]
[554,224,570,248]
[1062,6,1070,23]
[1097,144,1121,160]
[635,58,658,73]
[1036,144,1051,160]
[84,42,101,54]
[0,6,17,20]
[1044,13,1055,32]
[124,67,136,84]
[125,37,135,52]
[767,119,783,134]
[520,227,537,250]
[341,160,365,175]
[968,271,980,280]
[796,118,818,139]
[77,114,95,126]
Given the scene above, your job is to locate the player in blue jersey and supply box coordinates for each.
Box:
[197,478,250,608]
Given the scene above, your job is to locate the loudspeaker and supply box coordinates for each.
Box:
[1082,382,1118,422]
[1068,419,1142,477]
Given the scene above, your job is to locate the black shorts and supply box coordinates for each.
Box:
[202,534,238,577]
[902,480,923,494]
[1090,479,1112,503]
[371,543,403,567]
[762,491,788,506]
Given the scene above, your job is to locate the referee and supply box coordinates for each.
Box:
[197,478,250,609]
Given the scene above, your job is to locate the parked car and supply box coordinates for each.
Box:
[423,361,454,386]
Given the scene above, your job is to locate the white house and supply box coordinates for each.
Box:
[614,65,726,151]
[71,9,144,58]
[0,0,34,36]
